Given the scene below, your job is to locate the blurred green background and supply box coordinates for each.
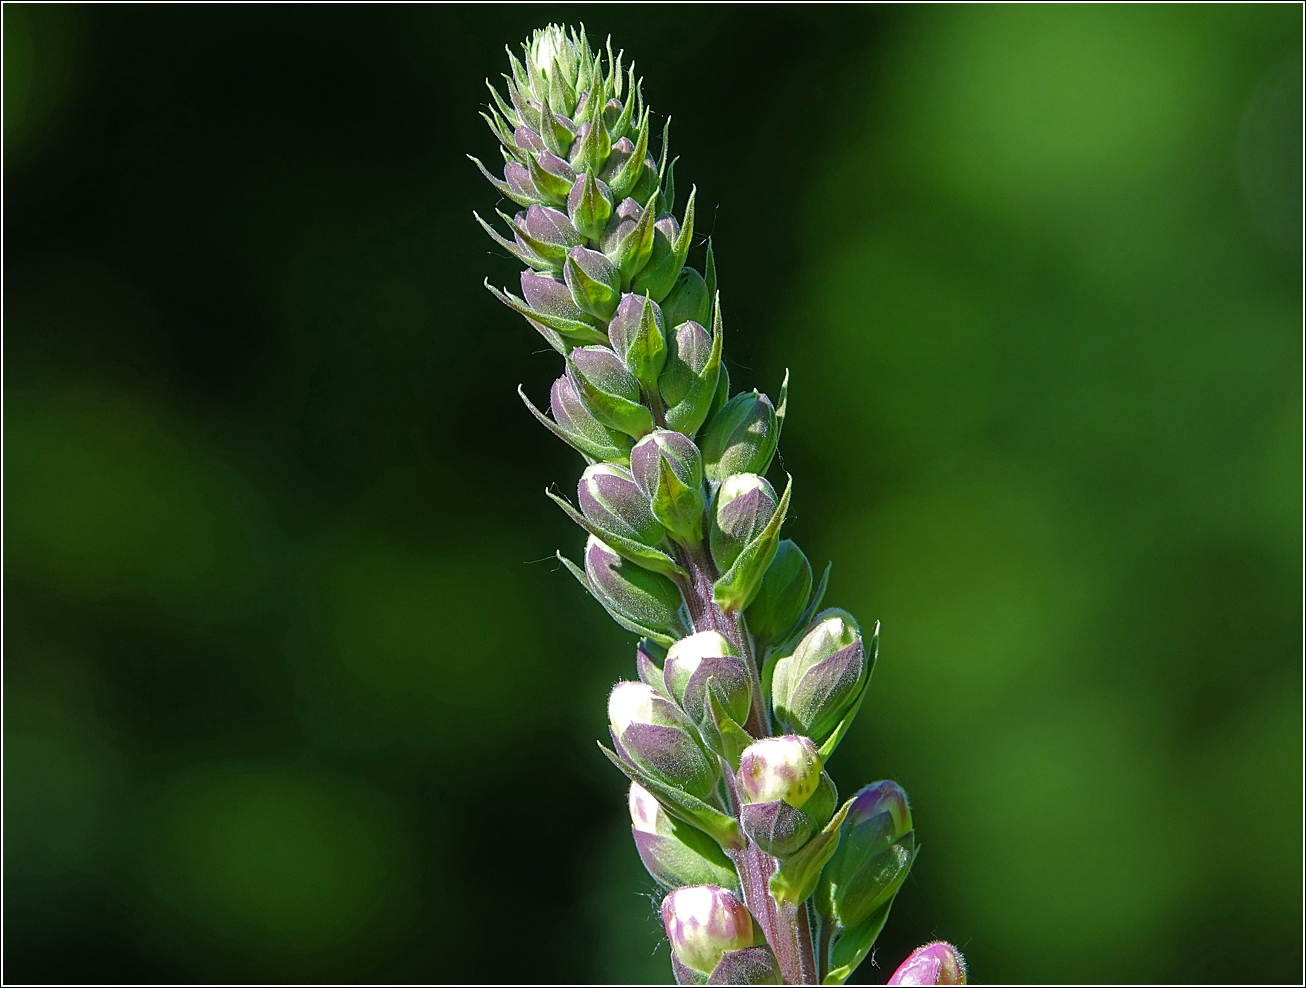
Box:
[4,4,1301,984]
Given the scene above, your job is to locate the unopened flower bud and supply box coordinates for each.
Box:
[660,317,720,438]
[815,781,916,931]
[699,391,778,483]
[630,429,706,543]
[744,540,812,645]
[608,681,718,800]
[567,172,613,241]
[567,345,655,438]
[771,609,865,744]
[661,267,712,330]
[710,474,778,573]
[661,885,758,977]
[629,783,739,891]
[736,735,821,808]
[521,269,589,324]
[585,537,687,642]
[887,942,967,986]
[578,463,664,547]
[547,373,633,462]
[739,771,836,858]
[663,630,751,727]
[846,780,913,839]
[607,293,667,389]
[516,204,584,262]
[563,246,621,321]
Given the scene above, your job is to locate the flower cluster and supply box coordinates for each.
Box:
[473,24,964,985]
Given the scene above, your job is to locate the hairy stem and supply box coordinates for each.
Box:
[687,540,812,983]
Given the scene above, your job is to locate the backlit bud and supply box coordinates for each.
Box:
[567,345,655,438]
[585,537,688,642]
[736,735,821,808]
[663,630,751,727]
[578,463,664,547]
[607,292,667,389]
[815,781,916,931]
[630,429,706,543]
[629,783,739,891]
[771,609,866,745]
[607,681,718,800]
[710,474,778,573]
[545,373,633,462]
[567,172,613,242]
[699,391,778,483]
[563,246,621,320]
[661,885,758,976]
[887,942,967,986]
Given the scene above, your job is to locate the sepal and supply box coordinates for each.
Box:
[712,475,791,614]
[745,540,813,646]
[629,782,739,892]
[767,795,854,908]
[607,292,667,389]
[566,346,656,438]
[576,537,689,644]
[599,743,742,851]
[546,487,685,579]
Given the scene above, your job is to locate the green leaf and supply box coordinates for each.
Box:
[598,742,743,851]
[817,623,878,760]
[545,488,687,578]
[822,899,893,986]
[768,795,854,908]
[468,154,548,207]
[713,475,792,613]
[615,190,660,288]
[775,368,790,442]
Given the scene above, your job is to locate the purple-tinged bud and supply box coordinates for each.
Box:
[744,540,812,645]
[600,135,636,184]
[710,474,778,573]
[770,609,866,745]
[887,943,967,986]
[736,735,821,808]
[629,783,739,891]
[705,947,781,986]
[815,780,916,932]
[847,780,913,840]
[563,246,621,320]
[661,885,758,977]
[607,293,667,389]
[660,320,712,407]
[586,537,688,644]
[528,150,576,202]
[522,204,582,247]
[602,97,624,132]
[655,213,681,242]
[568,172,613,242]
[511,204,583,265]
[699,391,778,484]
[662,267,712,330]
[600,196,640,251]
[630,430,706,544]
[663,631,751,727]
[566,345,654,438]
[607,680,717,799]
[546,373,633,462]
[521,270,589,323]
[659,311,721,439]
[738,760,837,858]
[504,160,542,201]
[578,463,664,547]
[514,126,545,153]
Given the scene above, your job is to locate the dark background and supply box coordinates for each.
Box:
[5,4,1301,984]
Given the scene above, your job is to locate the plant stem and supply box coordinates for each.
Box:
[681,539,814,983]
